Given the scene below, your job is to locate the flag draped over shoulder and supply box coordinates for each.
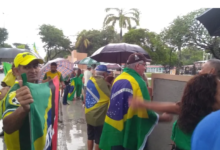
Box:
[99,68,159,150]
[3,62,12,75]
[85,76,110,126]
[67,77,77,101]
[22,74,59,150]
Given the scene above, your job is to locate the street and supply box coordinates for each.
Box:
[0,73,88,150]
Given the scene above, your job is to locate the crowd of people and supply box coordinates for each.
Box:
[0,52,220,150]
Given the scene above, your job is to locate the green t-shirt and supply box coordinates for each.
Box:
[171,121,192,150]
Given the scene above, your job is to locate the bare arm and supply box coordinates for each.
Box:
[143,102,180,114]
[129,97,180,114]
[3,107,28,134]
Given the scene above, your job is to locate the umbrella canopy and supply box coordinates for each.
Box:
[78,57,100,65]
[39,58,73,83]
[0,48,37,62]
[73,60,81,64]
[90,43,151,64]
[197,8,220,36]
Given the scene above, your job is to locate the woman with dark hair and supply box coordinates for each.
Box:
[171,74,220,150]
[129,74,220,150]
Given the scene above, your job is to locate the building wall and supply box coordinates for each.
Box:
[146,74,193,150]
[66,50,87,70]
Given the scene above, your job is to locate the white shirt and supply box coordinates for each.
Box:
[84,70,92,86]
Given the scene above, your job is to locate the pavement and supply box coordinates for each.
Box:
[0,73,89,150]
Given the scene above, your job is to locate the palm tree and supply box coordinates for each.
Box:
[75,30,91,53]
[103,8,140,41]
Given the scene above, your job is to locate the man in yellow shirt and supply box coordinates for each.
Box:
[42,62,65,89]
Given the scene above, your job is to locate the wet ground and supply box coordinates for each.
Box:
[57,99,88,150]
[0,73,89,150]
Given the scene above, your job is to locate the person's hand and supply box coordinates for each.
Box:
[159,113,173,122]
[47,77,51,81]
[15,80,33,113]
[129,97,146,109]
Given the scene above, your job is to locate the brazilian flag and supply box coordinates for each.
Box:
[67,77,77,101]
[99,68,159,150]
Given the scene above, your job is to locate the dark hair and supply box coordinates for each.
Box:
[77,68,81,77]
[178,74,218,133]
[51,62,57,66]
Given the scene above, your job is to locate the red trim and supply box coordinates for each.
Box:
[52,76,59,150]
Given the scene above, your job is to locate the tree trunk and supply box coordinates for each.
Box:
[120,28,122,41]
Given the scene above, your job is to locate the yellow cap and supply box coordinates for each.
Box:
[14,52,44,68]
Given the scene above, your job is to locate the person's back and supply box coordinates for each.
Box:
[84,68,92,87]
[85,65,110,150]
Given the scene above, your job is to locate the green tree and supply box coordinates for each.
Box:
[39,24,72,61]
[0,43,12,48]
[0,28,8,46]
[181,47,203,65]
[123,28,178,68]
[75,30,91,53]
[75,27,120,55]
[13,43,30,50]
[103,8,140,40]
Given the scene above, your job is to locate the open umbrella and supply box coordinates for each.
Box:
[197,8,220,36]
[0,48,32,62]
[101,63,121,70]
[39,58,73,83]
[78,57,100,65]
[90,43,151,64]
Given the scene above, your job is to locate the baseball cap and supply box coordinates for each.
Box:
[14,52,44,68]
[127,53,147,65]
[95,65,110,73]
[191,110,220,150]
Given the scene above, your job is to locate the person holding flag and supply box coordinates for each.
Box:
[2,52,44,149]
[85,65,111,150]
[99,53,173,150]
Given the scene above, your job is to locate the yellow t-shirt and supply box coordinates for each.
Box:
[43,71,64,82]
[2,70,16,87]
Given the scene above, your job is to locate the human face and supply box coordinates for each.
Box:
[200,62,215,75]
[213,80,220,110]
[14,60,40,83]
[51,65,57,73]
[135,62,147,75]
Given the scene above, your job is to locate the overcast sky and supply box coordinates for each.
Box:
[0,0,218,57]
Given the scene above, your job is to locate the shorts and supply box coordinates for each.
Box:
[87,124,103,144]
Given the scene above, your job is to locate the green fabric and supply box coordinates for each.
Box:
[60,74,64,82]
[171,121,192,150]
[3,62,12,75]
[43,74,47,80]
[76,74,84,97]
[79,57,100,65]
[67,77,77,101]
[99,68,158,150]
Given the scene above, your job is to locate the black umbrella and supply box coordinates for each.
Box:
[197,8,220,36]
[90,43,151,64]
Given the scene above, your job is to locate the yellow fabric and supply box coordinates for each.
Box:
[4,112,21,150]
[14,52,43,68]
[34,91,52,149]
[105,72,149,131]
[2,70,16,87]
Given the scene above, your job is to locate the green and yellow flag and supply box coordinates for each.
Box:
[33,43,39,55]
[3,62,12,75]
[85,76,110,126]
[99,68,159,150]
[68,77,77,101]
